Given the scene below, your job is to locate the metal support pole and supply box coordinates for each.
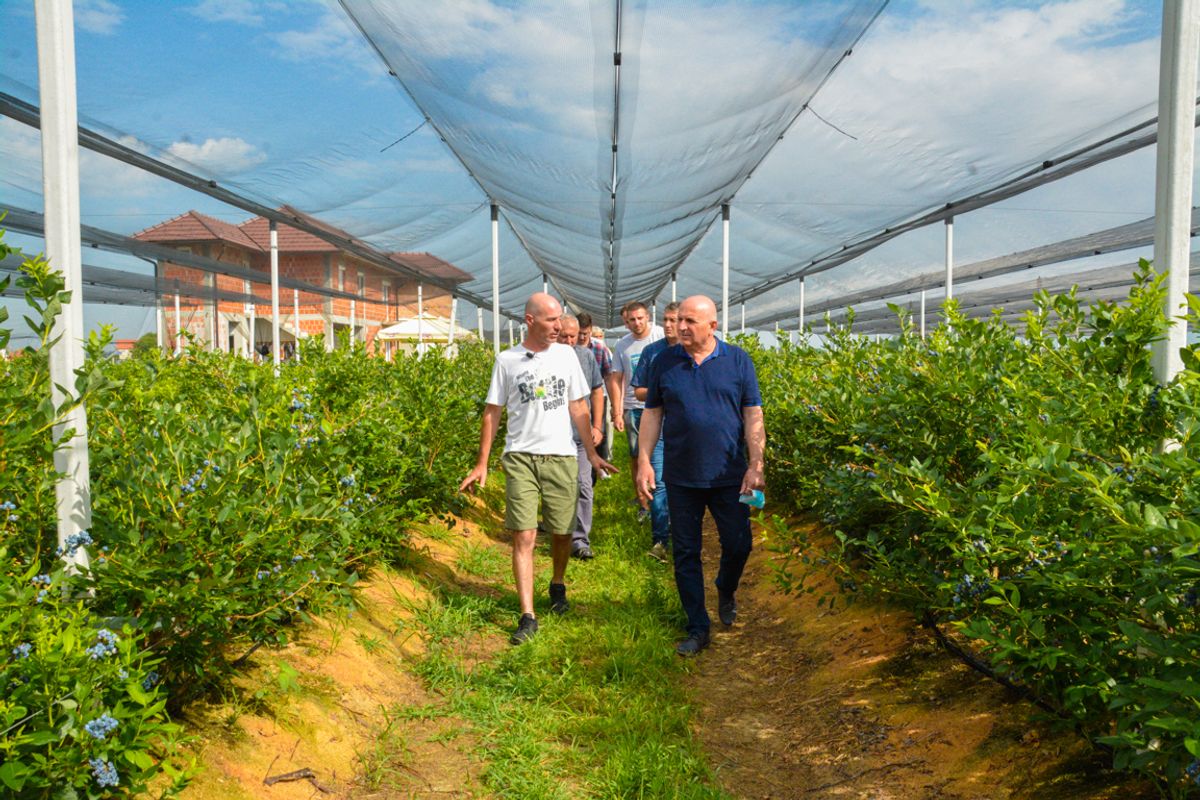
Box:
[542,273,548,294]
[920,289,927,339]
[741,302,746,334]
[209,273,218,352]
[417,283,424,356]
[491,204,501,354]
[36,0,90,572]
[155,261,163,350]
[798,277,806,342]
[671,273,677,302]
[477,305,484,341]
[651,302,656,327]
[247,282,255,358]
[945,217,954,301]
[174,287,182,356]
[270,220,280,372]
[721,203,730,338]
[508,319,514,346]
[293,287,301,362]
[448,297,458,346]
[1153,0,1200,385]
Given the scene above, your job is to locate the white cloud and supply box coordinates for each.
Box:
[165,137,267,177]
[74,0,123,35]
[269,5,389,79]
[189,0,288,26]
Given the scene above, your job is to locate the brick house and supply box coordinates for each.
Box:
[134,208,472,356]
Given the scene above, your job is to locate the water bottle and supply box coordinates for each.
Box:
[738,489,765,509]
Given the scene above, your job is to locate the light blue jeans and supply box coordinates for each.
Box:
[630,408,670,546]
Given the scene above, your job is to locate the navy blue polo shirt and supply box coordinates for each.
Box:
[643,340,762,488]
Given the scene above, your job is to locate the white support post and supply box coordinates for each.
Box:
[209,275,218,352]
[417,283,424,356]
[945,217,955,301]
[491,204,501,355]
[269,220,280,373]
[247,283,256,359]
[508,319,515,346]
[920,289,927,339]
[174,287,182,356]
[671,273,677,302]
[721,203,730,338]
[37,0,90,572]
[542,273,548,294]
[448,297,458,346]
[741,302,746,335]
[155,262,163,350]
[1152,0,1200,385]
[477,305,484,341]
[293,288,301,362]
[798,277,806,343]
[652,302,657,327]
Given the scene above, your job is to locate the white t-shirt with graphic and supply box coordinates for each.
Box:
[485,343,589,456]
[612,325,664,411]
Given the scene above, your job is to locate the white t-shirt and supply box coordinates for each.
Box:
[612,325,664,411]
[485,343,589,456]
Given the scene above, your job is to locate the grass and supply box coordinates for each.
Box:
[400,440,731,799]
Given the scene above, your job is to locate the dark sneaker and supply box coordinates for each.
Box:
[718,590,738,626]
[675,632,710,657]
[647,541,669,563]
[549,583,570,614]
[571,545,595,560]
[510,613,538,645]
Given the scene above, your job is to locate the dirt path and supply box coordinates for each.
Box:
[688,518,1155,800]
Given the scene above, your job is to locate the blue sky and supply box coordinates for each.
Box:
[0,0,1182,341]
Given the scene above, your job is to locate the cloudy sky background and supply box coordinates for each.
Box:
[0,0,1191,341]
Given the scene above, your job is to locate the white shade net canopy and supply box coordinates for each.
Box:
[0,0,1186,331]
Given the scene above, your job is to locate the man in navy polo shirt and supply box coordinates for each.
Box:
[636,295,766,656]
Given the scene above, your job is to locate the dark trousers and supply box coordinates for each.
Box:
[666,483,752,637]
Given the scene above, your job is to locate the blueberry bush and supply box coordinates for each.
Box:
[756,262,1200,796]
[0,231,492,795]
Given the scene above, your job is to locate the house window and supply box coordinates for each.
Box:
[382,281,391,315]
[338,264,346,292]
[357,273,365,297]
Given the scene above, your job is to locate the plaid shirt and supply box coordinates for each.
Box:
[588,339,614,378]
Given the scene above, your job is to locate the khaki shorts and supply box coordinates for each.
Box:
[502,451,579,535]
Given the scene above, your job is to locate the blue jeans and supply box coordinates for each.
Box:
[630,408,670,545]
[666,483,752,637]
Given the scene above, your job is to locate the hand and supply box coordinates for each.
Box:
[459,465,487,494]
[591,425,603,447]
[612,415,625,432]
[636,460,656,505]
[589,453,619,478]
[739,466,764,496]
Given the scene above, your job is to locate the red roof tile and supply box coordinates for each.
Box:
[133,210,262,251]
[239,206,340,252]
[390,252,473,283]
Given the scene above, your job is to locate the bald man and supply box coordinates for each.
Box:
[461,293,617,645]
[636,295,766,656]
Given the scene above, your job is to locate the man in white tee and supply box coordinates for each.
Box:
[608,301,664,496]
[460,293,617,644]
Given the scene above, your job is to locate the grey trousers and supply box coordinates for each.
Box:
[571,440,594,548]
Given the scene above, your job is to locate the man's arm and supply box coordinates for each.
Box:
[589,386,604,446]
[740,405,766,495]
[459,403,503,493]
[606,371,625,431]
[635,406,663,504]
[572,397,618,475]
[634,385,647,402]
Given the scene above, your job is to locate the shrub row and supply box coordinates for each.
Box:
[755,262,1200,797]
[1,236,492,797]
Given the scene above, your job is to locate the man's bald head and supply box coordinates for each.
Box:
[677,295,719,353]
[558,315,580,345]
[523,291,564,350]
[525,292,561,319]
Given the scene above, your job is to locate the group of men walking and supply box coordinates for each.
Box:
[460,292,765,656]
